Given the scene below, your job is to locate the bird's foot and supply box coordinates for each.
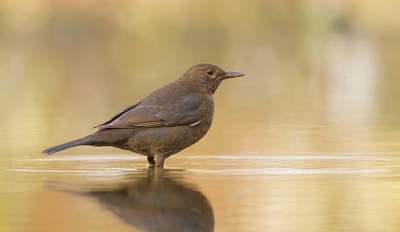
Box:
[148,164,164,169]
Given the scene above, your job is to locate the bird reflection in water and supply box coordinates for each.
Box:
[49,169,215,232]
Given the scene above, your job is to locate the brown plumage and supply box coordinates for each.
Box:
[42,63,245,167]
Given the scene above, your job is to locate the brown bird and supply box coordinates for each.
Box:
[42,63,245,167]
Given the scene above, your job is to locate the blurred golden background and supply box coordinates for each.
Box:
[2,0,400,156]
[1,0,400,231]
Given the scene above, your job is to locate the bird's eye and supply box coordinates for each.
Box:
[206,69,215,77]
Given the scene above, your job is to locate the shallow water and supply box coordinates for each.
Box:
[2,153,400,232]
[2,0,400,231]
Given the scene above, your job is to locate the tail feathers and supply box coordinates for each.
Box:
[42,136,91,155]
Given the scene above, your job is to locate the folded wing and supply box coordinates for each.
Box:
[95,95,204,130]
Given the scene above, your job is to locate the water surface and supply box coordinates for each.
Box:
[2,153,400,232]
[2,0,400,231]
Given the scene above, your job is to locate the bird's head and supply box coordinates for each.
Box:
[181,63,245,94]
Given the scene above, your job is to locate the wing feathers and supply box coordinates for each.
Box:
[95,95,204,130]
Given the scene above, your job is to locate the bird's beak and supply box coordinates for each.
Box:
[225,71,245,78]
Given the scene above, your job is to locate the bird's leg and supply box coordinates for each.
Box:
[154,154,166,168]
[147,156,155,167]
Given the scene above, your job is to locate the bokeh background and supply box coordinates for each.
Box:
[1,0,400,231]
[2,0,400,155]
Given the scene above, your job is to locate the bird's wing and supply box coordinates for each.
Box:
[94,102,142,128]
[94,95,204,130]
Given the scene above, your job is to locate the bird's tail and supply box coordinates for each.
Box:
[42,135,93,155]
[42,129,134,155]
